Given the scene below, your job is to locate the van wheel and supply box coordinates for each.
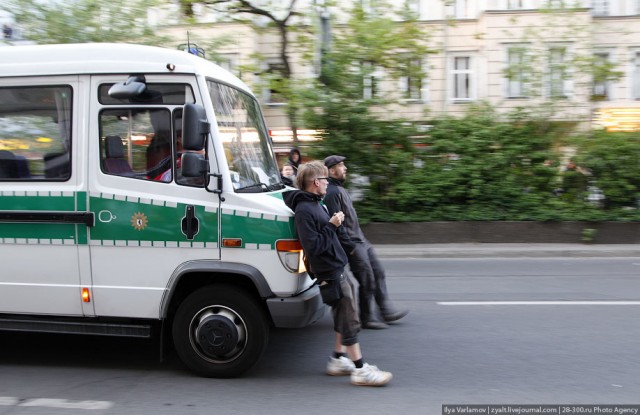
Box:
[172,285,269,378]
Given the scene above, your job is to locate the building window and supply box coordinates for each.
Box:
[633,51,640,100]
[361,0,373,16]
[451,56,473,101]
[592,52,611,100]
[592,0,609,16]
[263,61,286,105]
[362,61,382,100]
[506,46,528,98]
[400,58,424,101]
[548,46,568,98]
[407,0,420,17]
[546,0,565,8]
[454,0,471,18]
[507,0,524,9]
[215,54,240,77]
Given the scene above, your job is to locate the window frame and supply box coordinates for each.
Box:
[406,0,422,19]
[98,107,175,182]
[453,0,471,18]
[361,61,382,100]
[592,0,609,16]
[632,50,640,100]
[399,57,426,102]
[547,44,571,99]
[0,84,73,182]
[262,59,287,106]
[505,45,530,99]
[450,54,475,102]
[506,0,524,9]
[592,50,613,101]
[215,54,241,78]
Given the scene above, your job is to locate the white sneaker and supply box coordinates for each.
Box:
[350,363,393,386]
[326,356,355,376]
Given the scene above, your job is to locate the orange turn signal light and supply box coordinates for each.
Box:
[222,238,243,248]
[81,288,91,303]
[276,240,303,252]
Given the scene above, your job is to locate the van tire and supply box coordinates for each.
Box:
[172,285,269,378]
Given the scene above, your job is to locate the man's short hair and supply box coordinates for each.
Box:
[296,161,327,191]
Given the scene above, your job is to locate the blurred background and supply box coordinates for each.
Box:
[2,0,640,223]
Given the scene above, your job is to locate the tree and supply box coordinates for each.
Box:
[301,1,435,209]
[4,0,166,45]
[179,0,307,143]
[501,2,624,117]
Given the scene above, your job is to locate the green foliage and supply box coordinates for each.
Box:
[371,103,562,221]
[5,0,167,45]
[305,102,640,223]
[319,0,435,103]
[572,132,640,209]
[298,1,640,223]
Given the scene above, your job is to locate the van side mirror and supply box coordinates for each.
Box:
[182,103,210,151]
[181,152,208,177]
[108,75,147,99]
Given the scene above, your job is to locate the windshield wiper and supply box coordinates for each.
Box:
[236,182,284,193]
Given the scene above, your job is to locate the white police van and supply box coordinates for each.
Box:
[0,43,323,377]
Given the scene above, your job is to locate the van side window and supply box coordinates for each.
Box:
[0,86,72,181]
[98,84,195,105]
[100,108,179,182]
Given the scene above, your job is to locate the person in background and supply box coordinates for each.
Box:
[323,155,409,329]
[3,24,13,40]
[560,159,590,200]
[288,148,302,174]
[283,161,393,387]
[281,163,296,187]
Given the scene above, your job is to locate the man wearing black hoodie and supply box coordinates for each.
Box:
[284,160,392,387]
[323,155,409,329]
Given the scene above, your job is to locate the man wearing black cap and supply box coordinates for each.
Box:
[323,155,408,329]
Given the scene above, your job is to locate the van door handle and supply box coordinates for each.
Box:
[181,205,199,240]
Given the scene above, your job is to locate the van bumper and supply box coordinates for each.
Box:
[266,285,325,328]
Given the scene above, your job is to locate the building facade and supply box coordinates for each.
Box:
[159,0,640,135]
[6,1,639,133]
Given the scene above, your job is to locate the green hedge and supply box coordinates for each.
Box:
[307,103,640,223]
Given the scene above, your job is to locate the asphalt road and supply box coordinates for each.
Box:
[1,257,640,415]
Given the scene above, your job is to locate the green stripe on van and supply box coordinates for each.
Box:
[221,211,295,248]
[1,191,296,249]
[0,191,79,243]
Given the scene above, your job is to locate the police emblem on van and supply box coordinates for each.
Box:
[131,212,148,231]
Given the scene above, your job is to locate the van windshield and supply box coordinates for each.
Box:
[207,81,282,192]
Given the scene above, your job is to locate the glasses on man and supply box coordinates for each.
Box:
[315,177,329,181]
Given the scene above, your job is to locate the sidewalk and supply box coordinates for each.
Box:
[373,243,640,258]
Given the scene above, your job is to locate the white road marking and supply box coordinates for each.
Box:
[438,300,640,306]
[0,397,19,405]
[0,397,112,410]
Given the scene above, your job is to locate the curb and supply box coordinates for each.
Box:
[362,222,640,245]
[373,244,640,259]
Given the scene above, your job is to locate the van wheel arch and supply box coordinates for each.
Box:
[162,261,274,319]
